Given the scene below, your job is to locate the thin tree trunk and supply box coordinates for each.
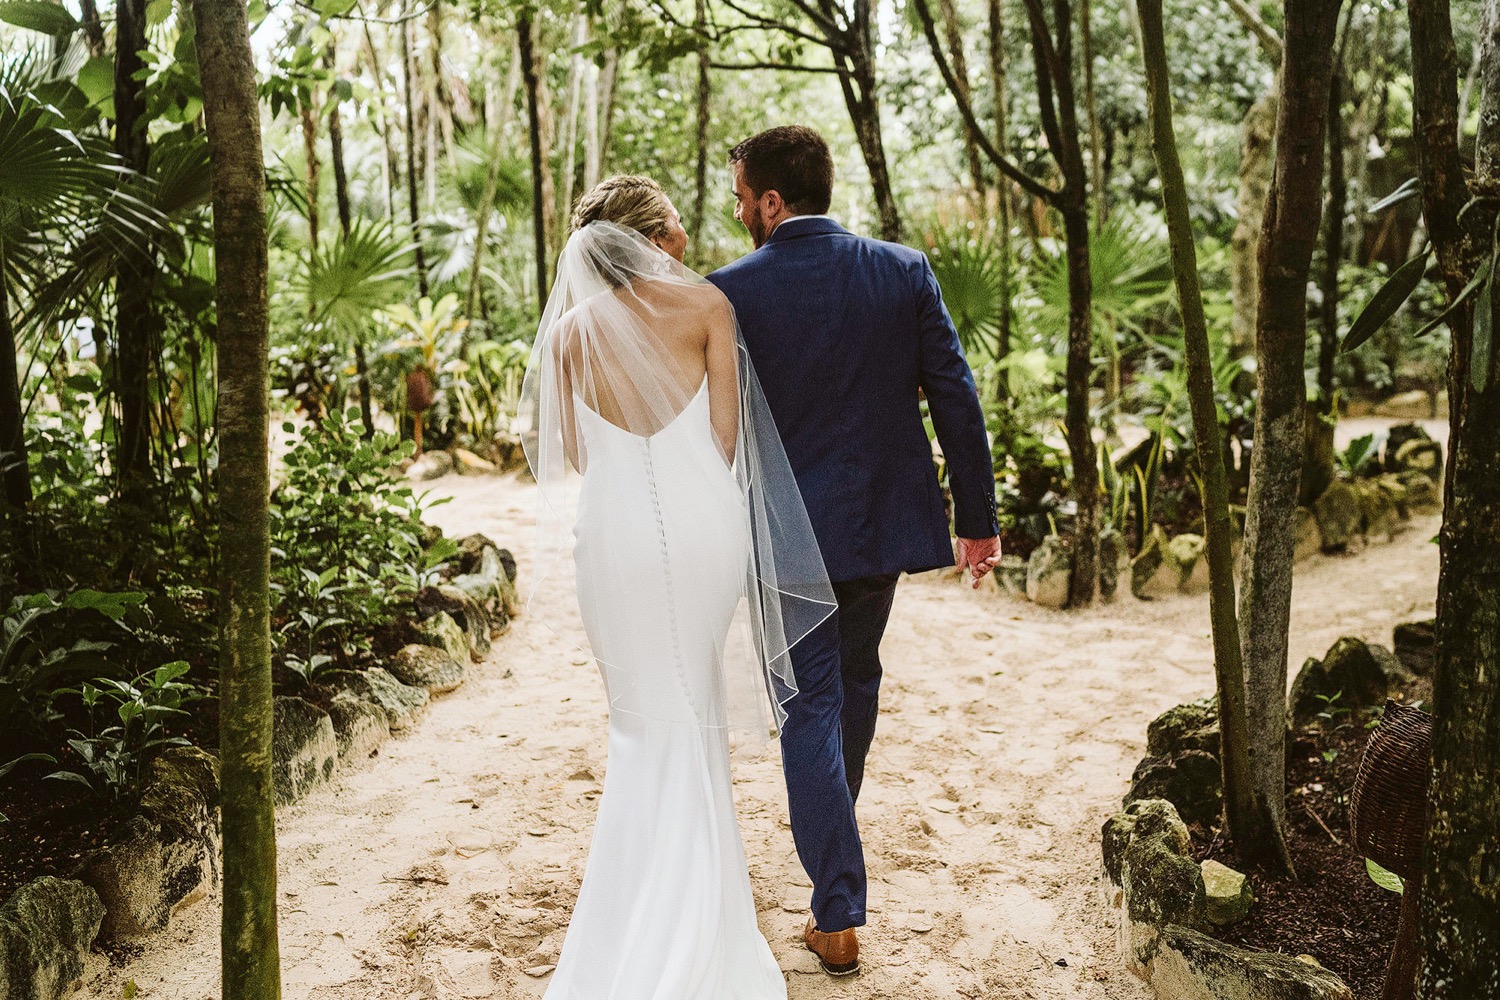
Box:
[362,25,399,221]
[299,97,321,251]
[598,47,619,177]
[192,0,280,994]
[1080,0,1105,223]
[937,0,986,197]
[115,0,153,504]
[1139,0,1260,863]
[583,48,601,192]
[325,46,372,439]
[466,42,520,320]
[1236,0,1343,877]
[691,0,711,250]
[559,13,587,235]
[1318,46,1346,401]
[400,14,429,296]
[1411,0,1500,994]
[519,12,548,308]
[78,0,106,56]
[838,46,902,242]
[989,0,1013,399]
[0,278,32,512]
[1231,92,1277,359]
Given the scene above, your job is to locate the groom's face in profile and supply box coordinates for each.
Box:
[732,164,777,249]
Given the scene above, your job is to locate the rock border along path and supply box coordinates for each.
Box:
[76,455,1442,1000]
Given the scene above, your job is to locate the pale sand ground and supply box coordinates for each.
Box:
[78,418,1445,1000]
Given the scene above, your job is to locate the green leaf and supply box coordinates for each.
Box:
[0,1,79,33]
[1413,261,1492,339]
[1366,858,1405,895]
[1368,178,1420,215]
[0,752,56,780]
[75,56,114,106]
[1343,251,1431,354]
[44,770,96,790]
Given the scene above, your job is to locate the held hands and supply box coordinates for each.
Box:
[955,535,1002,589]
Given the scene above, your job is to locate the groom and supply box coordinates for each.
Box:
[708,125,1001,975]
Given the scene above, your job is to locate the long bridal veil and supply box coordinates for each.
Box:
[519,221,836,747]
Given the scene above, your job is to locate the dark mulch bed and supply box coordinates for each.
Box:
[0,776,125,899]
[1199,713,1405,999]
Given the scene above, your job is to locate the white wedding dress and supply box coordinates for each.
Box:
[523,222,834,1000]
[544,379,786,999]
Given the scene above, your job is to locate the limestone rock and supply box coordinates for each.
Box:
[415,611,470,664]
[1313,481,1362,552]
[415,585,492,658]
[327,691,390,761]
[322,667,429,731]
[1293,507,1322,563]
[1353,480,1401,544]
[388,643,465,694]
[0,877,104,1000]
[1201,860,1253,926]
[1396,471,1441,514]
[1373,390,1433,421]
[1372,474,1413,517]
[452,447,497,474]
[995,554,1028,598]
[1126,750,1223,829]
[272,696,338,805]
[139,746,219,848]
[1025,536,1072,608]
[1392,438,1443,481]
[1147,698,1221,759]
[1287,637,1411,728]
[1101,799,1205,970]
[1099,527,1128,601]
[1150,924,1353,1000]
[406,450,453,481]
[1382,423,1432,471]
[1393,619,1436,677]
[455,532,502,574]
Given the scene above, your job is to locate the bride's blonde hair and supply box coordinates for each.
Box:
[571,175,671,239]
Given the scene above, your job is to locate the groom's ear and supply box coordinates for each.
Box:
[762,188,785,217]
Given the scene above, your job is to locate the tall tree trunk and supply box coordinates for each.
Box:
[1079,0,1105,223]
[598,47,619,177]
[836,4,901,242]
[583,47,602,192]
[1318,14,1351,401]
[299,96,321,251]
[1410,0,1500,994]
[1236,0,1343,877]
[691,0,711,252]
[325,45,371,439]
[400,14,429,296]
[78,0,106,56]
[937,0,986,197]
[989,0,1013,399]
[559,13,587,236]
[1139,0,1261,864]
[1231,92,1277,358]
[361,25,399,221]
[466,42,521,320]
[1061,197,1098,607]
[519,12,549,308]
[192,0,281,995]
[0,278,32,512]
[115,0,153,504]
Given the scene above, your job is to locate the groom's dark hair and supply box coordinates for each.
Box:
[729,126,834,216]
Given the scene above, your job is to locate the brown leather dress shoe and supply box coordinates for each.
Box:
[804,915,860,976]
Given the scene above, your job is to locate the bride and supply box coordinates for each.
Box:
[520,176,836,999]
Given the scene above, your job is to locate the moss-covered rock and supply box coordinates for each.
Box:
[415,611,470,664]
[995,553,1028,598]
[0,877,104,1000]
[1132,525,1176,599]
[1382,423,1432,471]
[1293,507,1322,563]
[1168,533,1209,594]
[1150,924,1353,999]
[1313,481,1362,552]
[1126,750,1223,829]
[1201,860,1253,926]
[1025,535,1072,608]
[388,643,465,694]
[327,691,390,762]
[1393,618,1436,677]
[1392,438,1443,481]
[1287,637,1410,728]
[322,666,429,731]
[1102,799,1205,971]
[1396,471,1441,514]
[1353,479,1402,544]
[1099,527,1128,601]
[414,584,491,659]
[1147,698,1221,759]
[272,696,337,805]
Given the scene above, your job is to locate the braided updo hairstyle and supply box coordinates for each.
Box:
[570,175,673,239]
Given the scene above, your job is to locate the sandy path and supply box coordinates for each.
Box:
[79,421,1443,1000]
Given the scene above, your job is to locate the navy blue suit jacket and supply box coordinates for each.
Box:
[708,216,998,583]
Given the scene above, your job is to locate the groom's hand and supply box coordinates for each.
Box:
[955,536,1002,589]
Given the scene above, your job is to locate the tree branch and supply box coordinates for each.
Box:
[911,0,1056,201]
[1020,0,1067,163]
[716,0,836,47]
[708,59,842,73]
[1225,0,1283,63]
